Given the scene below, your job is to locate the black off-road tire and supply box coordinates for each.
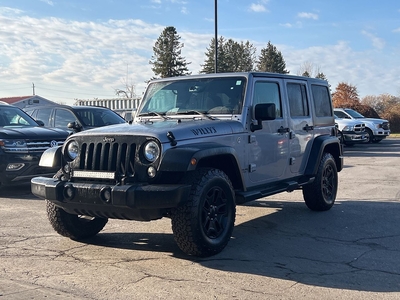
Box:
[46,200,108,240]
[303,153,338,211]
[171,168,236,257]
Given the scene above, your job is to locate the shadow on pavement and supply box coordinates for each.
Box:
[84,198,400,293]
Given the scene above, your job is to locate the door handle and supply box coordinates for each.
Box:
[278,126,290,134]
[303,124,314,131]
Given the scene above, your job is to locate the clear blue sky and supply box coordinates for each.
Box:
[0,0,399,104]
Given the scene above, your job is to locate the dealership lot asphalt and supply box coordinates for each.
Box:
[1,138,400,299]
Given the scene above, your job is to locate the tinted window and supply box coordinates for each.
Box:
[287,83,309,117]
[54,109,76,128]
[311,85,332,117]
[334,111,349,119]
[253,81,282,117]
[35,108,52,126]
[75,109,125,126]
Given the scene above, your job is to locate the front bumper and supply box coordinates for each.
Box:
[372,129,390,139]
[342,132,367,144]
[0,152,59,185]
[31,177,191,220]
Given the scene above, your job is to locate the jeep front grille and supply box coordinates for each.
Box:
[78,142,136,178]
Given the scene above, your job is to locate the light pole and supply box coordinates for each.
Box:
[214,0,218,73]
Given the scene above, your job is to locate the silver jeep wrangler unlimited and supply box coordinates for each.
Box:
[31,72,343,257]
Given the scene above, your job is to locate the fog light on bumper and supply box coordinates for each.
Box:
[147,166,157,178]
[6,163,25,171]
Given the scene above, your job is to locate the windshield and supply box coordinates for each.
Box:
[344,109,364,118]
[138,77,246,116]
[0,106,38,127]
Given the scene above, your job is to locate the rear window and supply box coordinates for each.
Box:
[311,85,332,117]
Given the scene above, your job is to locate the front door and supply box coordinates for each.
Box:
[248,79,290,184]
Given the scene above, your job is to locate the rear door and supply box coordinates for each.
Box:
[284,79,314,175]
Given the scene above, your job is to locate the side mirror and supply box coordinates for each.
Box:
[36,120,45,127]
[251,103,276,132]
[67,121,82,132]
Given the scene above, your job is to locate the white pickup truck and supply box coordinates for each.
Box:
[334,108,390,143]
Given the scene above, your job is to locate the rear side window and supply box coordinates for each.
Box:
[35,108,52,126]
[287,83,309,117]
[54,109,76,128]
[311,85,332,117]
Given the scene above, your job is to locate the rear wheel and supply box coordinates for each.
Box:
[303,153,338,211]
[171,168,236,257]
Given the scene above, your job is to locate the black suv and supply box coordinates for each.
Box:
[0,104,69,188]
[24,105,126,133]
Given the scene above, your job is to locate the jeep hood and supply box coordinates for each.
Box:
[72,119,245,143]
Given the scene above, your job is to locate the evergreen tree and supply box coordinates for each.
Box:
[149,26,191,78]
[200,36,227,73]
[200,37,256,73]
[256,41,289,74]
[315,72,327,81]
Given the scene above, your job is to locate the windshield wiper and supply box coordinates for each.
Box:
[176,110,216,120]
[138,111,169,120]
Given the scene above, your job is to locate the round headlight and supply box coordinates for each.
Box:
[143,141,160,162]
[66,140,79,160]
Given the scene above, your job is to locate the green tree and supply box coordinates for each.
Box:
[256,41,289,74]
[223,39,256,72]
[149,26,191,78]
[315,72,327,81]
[200,36,228,73]
[200,37,256,73]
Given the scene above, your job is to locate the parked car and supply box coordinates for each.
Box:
[24,105,126,133]
[0,104,69,188]
[334,108,390,143]
[335,116,367,146]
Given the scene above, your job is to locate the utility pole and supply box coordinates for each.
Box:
[214,0,218,73]
[32,83,35,95]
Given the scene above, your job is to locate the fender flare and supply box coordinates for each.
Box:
[39,146,63,168]
[159,142,241,172]
[304,136,343,175]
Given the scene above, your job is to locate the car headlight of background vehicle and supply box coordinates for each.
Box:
[66,140,79,160]
[342,125,354,131]
[143,140,160,162]
[0,139,28,152]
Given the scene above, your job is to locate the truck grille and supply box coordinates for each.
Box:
[78,142,136,177]
[382,122,390,130]
[354,124,365,132]
[27,140,64,151]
